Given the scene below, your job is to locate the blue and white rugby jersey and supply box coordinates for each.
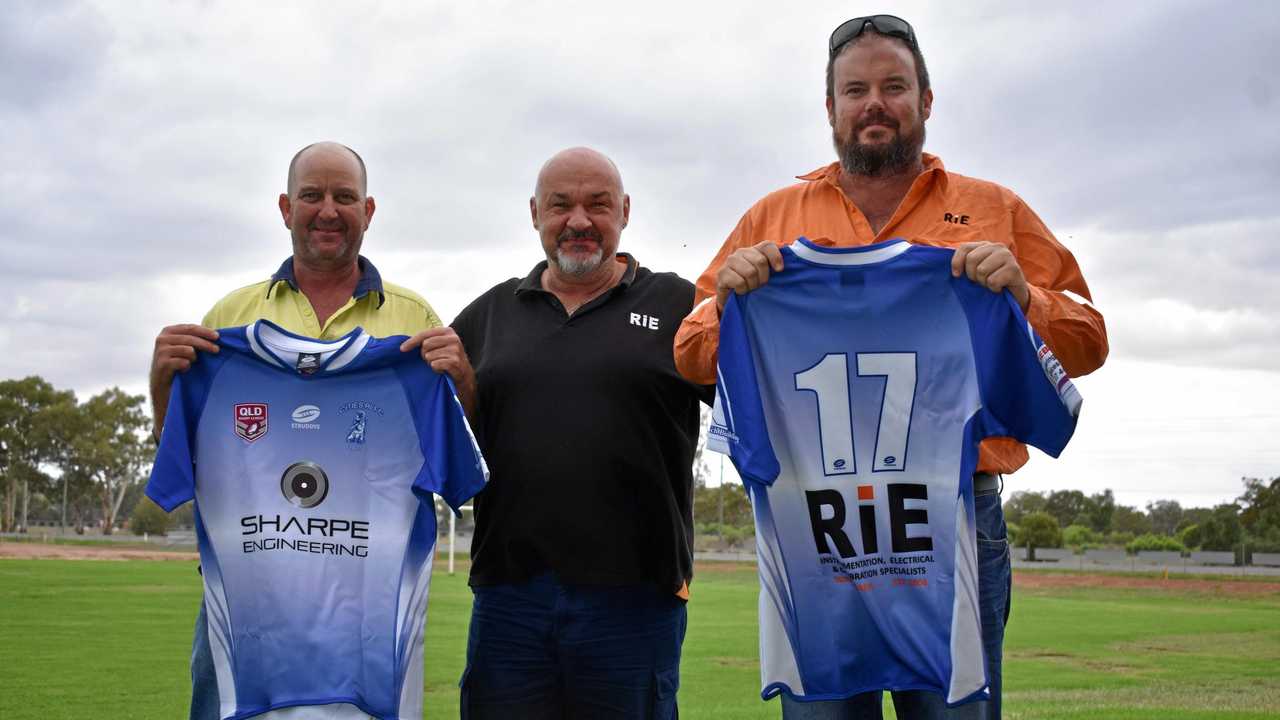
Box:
[709,238,1081,706]
[147,320,488,720]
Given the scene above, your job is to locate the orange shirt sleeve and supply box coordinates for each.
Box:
[1010,199,1109,378]
[674,210,759,385]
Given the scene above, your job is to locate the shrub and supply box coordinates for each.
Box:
[1245,536,1280,554]
[130,498,170,536]
[695,522,755,548]
[1126,533,1185,554]
[1106,531,1135,547]
[1177,523,1202,550]
[1062,524,1099,548]
[1017,512,1062,561]
[719,525,754,548]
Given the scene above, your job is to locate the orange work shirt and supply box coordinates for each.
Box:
[674,155,1108,474]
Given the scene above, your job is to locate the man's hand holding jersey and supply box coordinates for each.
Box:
[715,239,1031,315]
[149,324,220,440]
[715,241,786,314]
[950,241,1031,312]
[399,327,477,419]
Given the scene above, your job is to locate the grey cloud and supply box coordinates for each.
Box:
[1059,216,1280,371]
[921,1,1280,234]
[0,1,109,112]
[1074,218,1280,310]
[3,1,1278,403]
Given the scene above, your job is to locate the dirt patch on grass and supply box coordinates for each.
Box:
[1008,648,1144,675]
[711,656,759,669]
[694,561,759,575]
[1114,631,1280,660]
[0,541,197,562]
[1014,569,1280,597]
[1007,680,1280,714]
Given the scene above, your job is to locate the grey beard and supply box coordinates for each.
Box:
[553,247,605,276]
[835,126,925,178]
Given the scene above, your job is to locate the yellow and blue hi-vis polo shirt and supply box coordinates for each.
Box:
[202,255,441,338]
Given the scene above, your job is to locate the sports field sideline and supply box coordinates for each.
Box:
[1,543,1277,719]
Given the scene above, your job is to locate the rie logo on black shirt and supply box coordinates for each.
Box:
[629,312,660,330]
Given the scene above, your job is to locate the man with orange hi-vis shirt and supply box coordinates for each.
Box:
[675,14,1106,720]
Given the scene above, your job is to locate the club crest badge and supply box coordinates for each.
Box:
[339,400,382,449]
[346,411,367,446]
[234,403,269,442]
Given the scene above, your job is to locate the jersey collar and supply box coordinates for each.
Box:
[246,319,373,375]
[788,236,912,266]
[266,255,387,308]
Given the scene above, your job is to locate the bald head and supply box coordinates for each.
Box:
[534,147,624,200]
[530,147,630,279]
[287,142,368,197]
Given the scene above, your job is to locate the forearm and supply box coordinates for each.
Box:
[150,392,168,440]
[454,374,478,423]
[674,297,720,385]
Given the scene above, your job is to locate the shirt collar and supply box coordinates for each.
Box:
[797,153,947,189]
[267,255,386,307]
[515,253,639,295]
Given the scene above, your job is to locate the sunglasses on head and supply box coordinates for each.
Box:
[829,14,918,58]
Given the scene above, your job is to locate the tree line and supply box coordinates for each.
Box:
[4,376,1278,556]
[1004,481,1280,559]
[689,477,1280,558]
[0,376,153,535]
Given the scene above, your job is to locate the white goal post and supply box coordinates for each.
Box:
[444,503,473,575]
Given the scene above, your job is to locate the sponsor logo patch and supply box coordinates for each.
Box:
[1037,343,1073,394]
[709,423,738,443]
[280,461,329,508]
[290,404,321,430]
[1033,337,1083,416]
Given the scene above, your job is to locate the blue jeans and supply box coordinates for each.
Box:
[190,600,218,720]
[781,491,1011,720]
[461,573,687,720]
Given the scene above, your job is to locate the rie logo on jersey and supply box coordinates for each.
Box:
[234,403,269,443]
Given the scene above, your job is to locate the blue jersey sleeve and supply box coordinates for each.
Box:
[395,360,489,513]
[146,353,227,512]
[954,280,1083,457]
[712,293,782,486]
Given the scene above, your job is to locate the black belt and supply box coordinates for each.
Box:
[974,472,1002,496]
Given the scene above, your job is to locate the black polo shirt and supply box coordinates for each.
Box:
[452,254,714,593]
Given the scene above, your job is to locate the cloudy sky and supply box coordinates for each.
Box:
[3,0,1277,511]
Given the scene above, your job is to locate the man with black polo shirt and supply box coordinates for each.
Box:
[446,146,713,718]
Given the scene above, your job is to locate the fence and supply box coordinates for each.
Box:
[1015,546,1280,572]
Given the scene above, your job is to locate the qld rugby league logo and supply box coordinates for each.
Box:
[234,403,269,443]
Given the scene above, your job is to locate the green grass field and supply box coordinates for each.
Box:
[1,558,1277,719]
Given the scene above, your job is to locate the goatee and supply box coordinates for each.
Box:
[551,228,606,276]
[554,247,604,276]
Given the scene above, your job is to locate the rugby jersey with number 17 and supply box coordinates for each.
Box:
[709,237,1081,706]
